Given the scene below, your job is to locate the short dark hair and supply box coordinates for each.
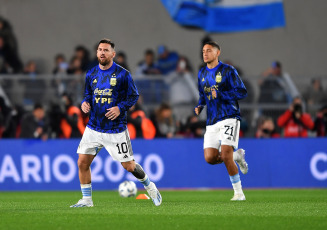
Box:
[203,41,220,50]
[98,38,115,49]
[145,49,154,56]
[34,103,43,110]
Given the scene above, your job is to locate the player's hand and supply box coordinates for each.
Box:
[194,106,202,115]
[81,102,91,113]
[106,106,120,120]
[211,87,217,99]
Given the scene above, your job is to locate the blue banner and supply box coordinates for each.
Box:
[161,0,286,32]
[0,138,326,191]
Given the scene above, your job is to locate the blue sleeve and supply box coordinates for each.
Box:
[81,73,92,105]
[195,70,206,114]
[217,68,247,101]
[117,73,139,113]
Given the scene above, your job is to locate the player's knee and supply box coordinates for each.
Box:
[204,153,217,165]
[126,165,135,172]
[122,163,136,172]
[220,151,232,163]
[220,154,227,163]
[77,158,90,170]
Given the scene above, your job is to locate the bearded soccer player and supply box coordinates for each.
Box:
[195,41,248,201]
[70,39,162,207]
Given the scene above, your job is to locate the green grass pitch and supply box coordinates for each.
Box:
[0,189,326,230]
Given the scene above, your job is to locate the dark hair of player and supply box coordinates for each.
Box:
[203,41,220,51]
[98,38,115,49]
[33,103,43,110]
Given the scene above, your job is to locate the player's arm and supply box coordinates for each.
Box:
[107,73,139,120]
[194,72,206,115]
[117,73,139,113]
[217,68,247,101]
[81,73,92,113]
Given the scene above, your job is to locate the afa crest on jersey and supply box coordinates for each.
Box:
[110,78,116,86]
[216,72,222,83]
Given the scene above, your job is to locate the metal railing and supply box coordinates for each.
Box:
[1,73,326,137]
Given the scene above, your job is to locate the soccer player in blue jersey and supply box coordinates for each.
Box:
[195,41,248,201]
[70,39,162,207]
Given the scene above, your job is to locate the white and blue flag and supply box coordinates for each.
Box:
[161,0,286,32]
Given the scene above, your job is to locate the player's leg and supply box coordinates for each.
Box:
[204,146,246,171]
[71,127,102,207]
[203,122,223,164]
[121,160,149,186]
[121,161,147,183]
[78,154,96,184]
[221,145,238,175]
[204,148,223,165]
[219,119,246,201]
[105,129,162,206]
[221,144,245,200]
[121,160,162,206]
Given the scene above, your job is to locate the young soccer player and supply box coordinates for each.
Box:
[195,41,248,200]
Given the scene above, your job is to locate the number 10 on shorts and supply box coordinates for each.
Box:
[116,142,128,154]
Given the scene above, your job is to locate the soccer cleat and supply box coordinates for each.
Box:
[144,182,162,206]
[70,198,94,208]
[231,193,246,201]
[235,148,248,174]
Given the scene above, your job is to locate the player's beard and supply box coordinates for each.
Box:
[204,59,214,64]
[98,56,111,66]
[204,57,217,65]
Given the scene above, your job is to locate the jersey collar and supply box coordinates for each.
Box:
[206,61,221,71]
[98,61,116,72]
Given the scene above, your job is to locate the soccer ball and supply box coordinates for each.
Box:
[118,181,137,197]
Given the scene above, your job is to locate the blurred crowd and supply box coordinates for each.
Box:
[1,16,327,140]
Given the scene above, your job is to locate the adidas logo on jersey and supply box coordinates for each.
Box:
[93,79,97,83]
[123,155,128,159]
[202,78,204,82]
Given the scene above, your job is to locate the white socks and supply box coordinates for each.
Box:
[81,183,92,199]
[232,181,243,195]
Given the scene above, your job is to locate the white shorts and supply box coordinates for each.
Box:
[203,118,240,150]
[77,127,134,162]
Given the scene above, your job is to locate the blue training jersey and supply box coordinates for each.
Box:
[196,61,247,126]
[82,62,139,133]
